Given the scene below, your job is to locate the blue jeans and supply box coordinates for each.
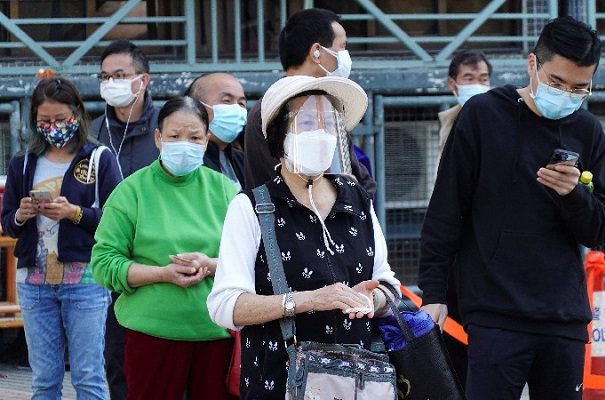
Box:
[18,283,111,400]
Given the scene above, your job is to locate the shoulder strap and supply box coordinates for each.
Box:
[87,146,108,208]
[252,185,288,295]
[251,185,297,362]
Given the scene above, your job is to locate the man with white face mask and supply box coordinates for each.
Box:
[92,40,159,180]
[185,73,247,189]
[90,40,159,400]
[244,8,375,196]
[438,50,492,151]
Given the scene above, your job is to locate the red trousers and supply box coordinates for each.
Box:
[124,329,234,400]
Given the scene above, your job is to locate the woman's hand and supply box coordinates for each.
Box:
[38,196,77,221]
[15,197,39,223]
[162,260,207,288]
[309,280,379,319]
[171,252,217,276]
[350,280,380,319]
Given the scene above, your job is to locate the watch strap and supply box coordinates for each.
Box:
[283,292,296,318]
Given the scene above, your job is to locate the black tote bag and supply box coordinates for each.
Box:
[375,285,465,400]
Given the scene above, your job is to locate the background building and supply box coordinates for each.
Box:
[0,0,602,288]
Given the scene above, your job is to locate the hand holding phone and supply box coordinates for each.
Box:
[547,148,579,168]
[171,254,193,263]
[29,190,53,203]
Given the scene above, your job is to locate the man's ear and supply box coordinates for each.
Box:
[140,73,151,90]
[447,76,458,96]
[309,43,322,64]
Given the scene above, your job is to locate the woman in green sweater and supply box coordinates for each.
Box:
[92,96,238,400]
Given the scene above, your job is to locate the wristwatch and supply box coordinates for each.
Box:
[283,292,296,318]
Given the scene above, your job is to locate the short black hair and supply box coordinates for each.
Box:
[279,8,340,71]
[533,16,601,70]
[157,96,208,132]
[448,50,493,79]
[100,40,150,73]
[29,77,90,156]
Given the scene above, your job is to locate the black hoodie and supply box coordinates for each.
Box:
[419,85,605,341]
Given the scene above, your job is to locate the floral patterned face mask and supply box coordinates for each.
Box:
[36,115,80,148]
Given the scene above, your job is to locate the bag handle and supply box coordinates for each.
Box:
[87,145,108,208]
[376,285,416,343]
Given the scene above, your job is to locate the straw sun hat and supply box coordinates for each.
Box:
[260,75,368,138]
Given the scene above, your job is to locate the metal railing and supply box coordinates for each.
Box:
[0,0,573,76]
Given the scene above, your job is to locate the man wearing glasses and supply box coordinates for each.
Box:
[91,40,159,180]
[91,40,159,400]
[419,17,604,400]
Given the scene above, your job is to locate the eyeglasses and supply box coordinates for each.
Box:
[536,59,592,98]
[97,72,140,82]
[36,114,76,128]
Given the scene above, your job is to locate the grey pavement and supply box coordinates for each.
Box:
[0,361,531,400]
[0,363,76,400]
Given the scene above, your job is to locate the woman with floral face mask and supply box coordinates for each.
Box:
[208,76,400,399]
[92,96,239,399]
[1,77,122,399]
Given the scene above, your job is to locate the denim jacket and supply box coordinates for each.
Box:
[1,143,122,268]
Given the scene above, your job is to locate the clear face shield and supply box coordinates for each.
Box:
[283,94,352,177]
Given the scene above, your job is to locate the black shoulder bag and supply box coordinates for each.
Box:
[375,284,465,400]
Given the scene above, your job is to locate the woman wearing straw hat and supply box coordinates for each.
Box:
[208,75,400,399]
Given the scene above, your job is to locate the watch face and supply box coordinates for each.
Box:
[285,299,295,310]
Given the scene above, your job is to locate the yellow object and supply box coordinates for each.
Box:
[581,171,594,184]
[71,206,83,224]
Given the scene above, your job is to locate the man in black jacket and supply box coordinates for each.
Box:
[185,73,246,189]
[92,40,159,400]
[243,8,375,196]
[420,17,605,400]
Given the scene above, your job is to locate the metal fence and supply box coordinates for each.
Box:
[0,0,569,76]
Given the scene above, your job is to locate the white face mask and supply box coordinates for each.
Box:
[283,129,337,176]
[455,83,490,106]
[319,46,352,79]
[100,76,143,108]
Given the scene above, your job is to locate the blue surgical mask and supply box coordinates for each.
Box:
[160,140,206,176]
[455,84,490,106]
[530,72,585,120]
[202,103,247,143]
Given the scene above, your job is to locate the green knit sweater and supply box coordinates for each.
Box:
[92,160,238,340]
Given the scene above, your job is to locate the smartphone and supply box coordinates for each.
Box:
[171,254,193,263]
[548,148,579,167]
[29,190,53,202]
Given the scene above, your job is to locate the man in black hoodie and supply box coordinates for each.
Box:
[420,17,605,400]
